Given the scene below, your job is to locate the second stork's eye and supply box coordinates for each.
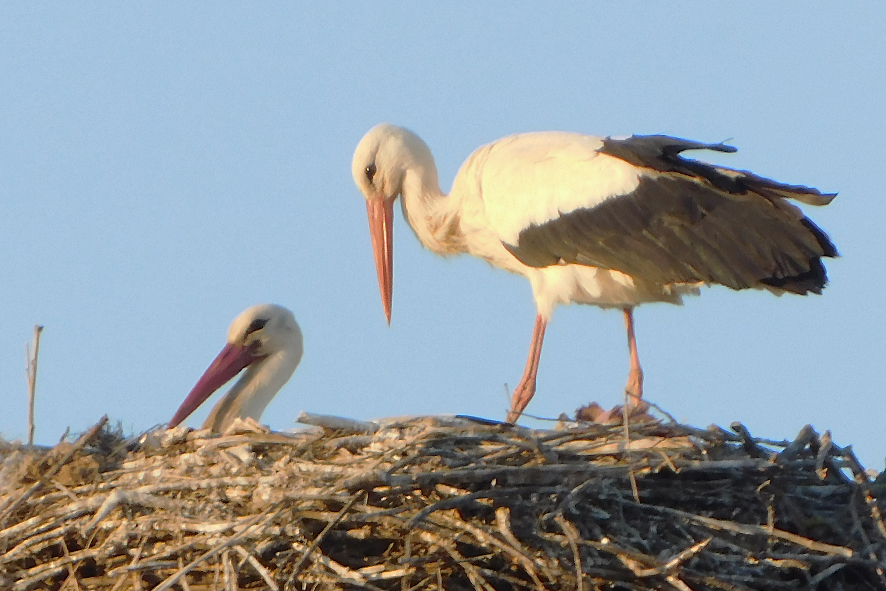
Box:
[365,163,377,183]
[245,318,268,337]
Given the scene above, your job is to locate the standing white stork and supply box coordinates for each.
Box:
[352,123,837,423]
[167,304,303,433]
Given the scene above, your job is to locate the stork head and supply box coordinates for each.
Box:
[352,123,436,324]
[167,304,302,430]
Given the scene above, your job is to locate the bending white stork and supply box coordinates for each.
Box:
[167,304,303,433]
[352,124,838,423]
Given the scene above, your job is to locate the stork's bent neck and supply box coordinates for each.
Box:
[203,346,300,433]
[400,165,465,256]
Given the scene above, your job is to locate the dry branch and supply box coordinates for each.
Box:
[25,325,44,446]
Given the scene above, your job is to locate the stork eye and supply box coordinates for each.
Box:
[245,318,268,336]
[365,163,377,183]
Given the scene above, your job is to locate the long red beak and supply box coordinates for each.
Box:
[167,343,258,429]
[366,197,395,324]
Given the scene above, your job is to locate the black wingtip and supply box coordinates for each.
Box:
[760,258,829,295]
[802,218,839,258]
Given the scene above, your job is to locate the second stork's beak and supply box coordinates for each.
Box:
[366,197,395,324]
[167,343,258,429]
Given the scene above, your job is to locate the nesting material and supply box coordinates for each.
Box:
[2,412,885,591]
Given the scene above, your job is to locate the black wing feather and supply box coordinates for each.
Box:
[504,135,838,295]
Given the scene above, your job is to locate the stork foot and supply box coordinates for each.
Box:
[575,398,654,425]
[506,380,536,424]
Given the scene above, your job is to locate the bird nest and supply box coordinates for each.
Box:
[2,411,885,591]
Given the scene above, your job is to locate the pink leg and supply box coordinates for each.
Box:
[505,314,547,424]
[623,307,644,407]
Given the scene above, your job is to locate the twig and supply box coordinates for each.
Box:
[177,555,192,591]
[25,324,44,446]
[296,411,378,434]
[233,545,279,591]
[108,534,146,591]
[815,430,834,479]
[808,563,846,587]
[644,398,679,424]
[730,422,770,459]
[555,514,584,591]
[290,541,386,590]
[357,564,412,581]
[494,507,537,569]
[777,424,818,463]
[657,450,678,474]
[285,493,359,587]
[661,538,711,573]
[58,535,83,591]
[400,530,413,591]
[222,549,238,591]
[840,445,871,484]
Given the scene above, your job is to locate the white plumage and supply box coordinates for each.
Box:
[352,123,836,423]
[456,132,643,245]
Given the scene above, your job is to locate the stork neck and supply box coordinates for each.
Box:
[203,347,299,433]
[400,167,465,255]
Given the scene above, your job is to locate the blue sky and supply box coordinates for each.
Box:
[2,5,883,468]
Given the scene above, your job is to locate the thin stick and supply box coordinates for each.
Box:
[25,324,44,445]
[233,545,279,591]
[285,493,359,588]
[623,388,640,503]
[555,514,585,591]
